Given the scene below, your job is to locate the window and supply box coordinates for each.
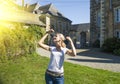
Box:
[58,21,62,33]
[96,0,100,4]
[66,22,69,31]
[96,10,101,27]
[98,33,100,40]
[34,11,37,14]
[114,7,120,23]
[115,31,120,38]
[110,0,112,9]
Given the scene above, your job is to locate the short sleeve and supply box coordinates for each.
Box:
[49,46,55,51]
[63,47,69,54]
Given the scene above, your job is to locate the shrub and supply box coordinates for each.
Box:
[92,39,100,48]
[0,23,45,61]
[102,38,120,52]
[27,25,46,41]
[113,49,120,56]
[102,37,120,55]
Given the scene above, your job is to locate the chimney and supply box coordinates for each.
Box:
[25,4,29,8]
[22,0,24,7]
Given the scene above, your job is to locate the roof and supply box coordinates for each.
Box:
[0,1,45,26]
[38,3,51,13]
[71,23,90,32]
[0,10,45,26]
[38,3,71,22]
[25,2,40,12]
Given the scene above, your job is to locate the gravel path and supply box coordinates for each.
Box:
[36,48,120,72]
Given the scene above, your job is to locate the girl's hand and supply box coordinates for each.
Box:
[46,29,54,34]
[66,36,72,42]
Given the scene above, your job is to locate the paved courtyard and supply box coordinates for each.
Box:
[36,48,120,72]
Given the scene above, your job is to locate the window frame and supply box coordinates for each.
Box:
[114,6,120,23]
[115,30,120,39]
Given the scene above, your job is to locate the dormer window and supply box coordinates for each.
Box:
[34,11,37,14]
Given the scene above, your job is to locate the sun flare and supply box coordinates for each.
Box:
[0,0,20,29]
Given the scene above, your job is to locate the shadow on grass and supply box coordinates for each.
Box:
[0,78,3,84]
[70,48,120,64]
[68,58,120,63]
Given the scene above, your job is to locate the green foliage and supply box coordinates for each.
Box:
[92,39,100,48]
[0,54,120,84]
[27,25,46,41]
[0,23,45,61]
[39,15,46,24]
[102,37,120,56]
[113,49,120,56]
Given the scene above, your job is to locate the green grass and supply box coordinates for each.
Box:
[0,53,120,84]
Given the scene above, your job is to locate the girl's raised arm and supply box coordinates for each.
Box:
[38,29,54,51]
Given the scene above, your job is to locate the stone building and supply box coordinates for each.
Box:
[90,0,120,47]
[26,3,72,35]
[70,23,90,48]
[25,3,72,46]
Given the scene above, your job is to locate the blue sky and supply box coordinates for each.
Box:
[16,0,90,24]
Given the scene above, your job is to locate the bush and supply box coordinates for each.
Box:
[113,49,120,56]
[102,38,120,52]
[27,25,46,41]
[0,23,45,61]
[92,39,100,48]
[102,37,120,56]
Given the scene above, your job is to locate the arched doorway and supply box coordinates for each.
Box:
[80,32,86,48]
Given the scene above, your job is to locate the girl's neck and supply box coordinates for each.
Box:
[55,41,61,47]
[55,44,62,51]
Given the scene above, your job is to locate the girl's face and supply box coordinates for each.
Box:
[53,34,61,43]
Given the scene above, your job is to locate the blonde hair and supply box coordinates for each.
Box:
[56,33,66,48]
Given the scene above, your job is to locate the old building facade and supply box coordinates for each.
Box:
[26,3,71,36]
[70,23,90,48]
[90,0,120,47]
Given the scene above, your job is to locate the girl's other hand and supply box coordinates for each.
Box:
[46,29,54,34]
[66,36,72,42]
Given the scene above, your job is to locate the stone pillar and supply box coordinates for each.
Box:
[100,0,106,47]
[46,16,51,45]
[46,16,50,31]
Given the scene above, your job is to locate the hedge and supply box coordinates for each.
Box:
[102,37,120,56]
[0,23,45,62]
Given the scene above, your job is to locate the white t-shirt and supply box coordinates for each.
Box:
[47,46,68,73]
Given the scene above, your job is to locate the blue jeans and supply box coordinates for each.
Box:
[45,72,64,84]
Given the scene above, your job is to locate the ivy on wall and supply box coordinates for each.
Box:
[0,23,45,62]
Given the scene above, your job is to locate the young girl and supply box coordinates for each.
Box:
[38,29,76,84]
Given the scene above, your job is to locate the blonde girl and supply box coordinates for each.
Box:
[38,29,76,84]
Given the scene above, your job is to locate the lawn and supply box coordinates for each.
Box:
[0,53,120,84]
